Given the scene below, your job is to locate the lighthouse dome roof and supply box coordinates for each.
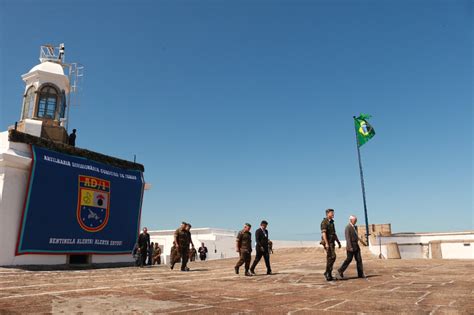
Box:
[29,61,65,75]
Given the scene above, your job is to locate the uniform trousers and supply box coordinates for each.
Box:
[235,249,251,271]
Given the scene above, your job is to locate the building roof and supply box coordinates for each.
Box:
[29,61,65,75]
[8,129,144,172]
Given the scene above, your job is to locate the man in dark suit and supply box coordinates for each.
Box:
[337,215,365,279]
[198,243,208,261]
[250,220,272,275]
[137,227,150,267]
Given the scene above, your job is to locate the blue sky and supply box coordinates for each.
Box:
[1,0,472,240]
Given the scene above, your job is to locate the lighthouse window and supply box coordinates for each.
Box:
[37,86,59,119]
[21,87,36,119]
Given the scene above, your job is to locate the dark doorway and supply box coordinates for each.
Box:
[68,254,90,265]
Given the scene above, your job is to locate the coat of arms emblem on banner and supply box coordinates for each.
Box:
[77,175,110,232]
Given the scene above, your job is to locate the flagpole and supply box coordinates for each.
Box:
[353,116,370,246]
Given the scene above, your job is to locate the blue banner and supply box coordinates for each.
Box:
[16,146,145,254]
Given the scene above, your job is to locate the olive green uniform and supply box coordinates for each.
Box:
[170,244,180,269]
[321,217,337,275]
[174,227,190,271]
[235,230,252,272]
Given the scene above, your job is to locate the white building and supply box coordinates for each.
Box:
[369,231,474,259]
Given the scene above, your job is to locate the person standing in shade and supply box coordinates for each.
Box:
[198,242,208,261]
[321,209,341,281]
[148,242,154,265]
[234,223,252,276]
[137,227,150,267]
[153,243,162,265]
[68,129,77,147]
[174,222,190,271]
[337,215,366,279]
[250,220,272,275]
[189,244,197,262]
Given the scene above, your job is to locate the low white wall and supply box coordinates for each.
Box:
[92,254,133,264]
[369,232,474,259]
[441,242,474,259]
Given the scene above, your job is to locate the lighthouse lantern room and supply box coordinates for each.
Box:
[16,43,83,144]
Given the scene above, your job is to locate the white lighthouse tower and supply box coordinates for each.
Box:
[0,44,146,266]
[17,44,83,143]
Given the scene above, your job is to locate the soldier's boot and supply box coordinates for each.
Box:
[245,270,252,277]
[234,266,239,274]
[337,269,344,279]
[170,263,174,270]
[249,268,256,275]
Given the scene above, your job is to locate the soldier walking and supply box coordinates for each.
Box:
[169,241,180,269]
[174,222,191,271]
[234,223,253,276]
[185,223,195,249]
[320,209,341,281]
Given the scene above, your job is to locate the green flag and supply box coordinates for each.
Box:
[354,114,375,147]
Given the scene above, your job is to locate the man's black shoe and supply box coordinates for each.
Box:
[245,271,252,277]
[358,274,366,279]
[234,267,239,274]
[337,269,344,279]
[267,271,272,275]
[185,267,190,271]
[249,269,256,275]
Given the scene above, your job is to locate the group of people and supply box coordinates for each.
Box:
[234,220,273,276]
[234,210,365,281]
[134,227,162,267]
[321,209,366,281]
[134,224,209,269]
[134,209,366,281]
[169,222,209,271]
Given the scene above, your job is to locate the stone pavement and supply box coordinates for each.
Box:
[0,247,472,314]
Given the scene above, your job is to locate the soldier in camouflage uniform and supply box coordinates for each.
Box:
[169,241,180,270]
[234,223,253,277]
[320,209,341,281]
[174,222,190,271]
